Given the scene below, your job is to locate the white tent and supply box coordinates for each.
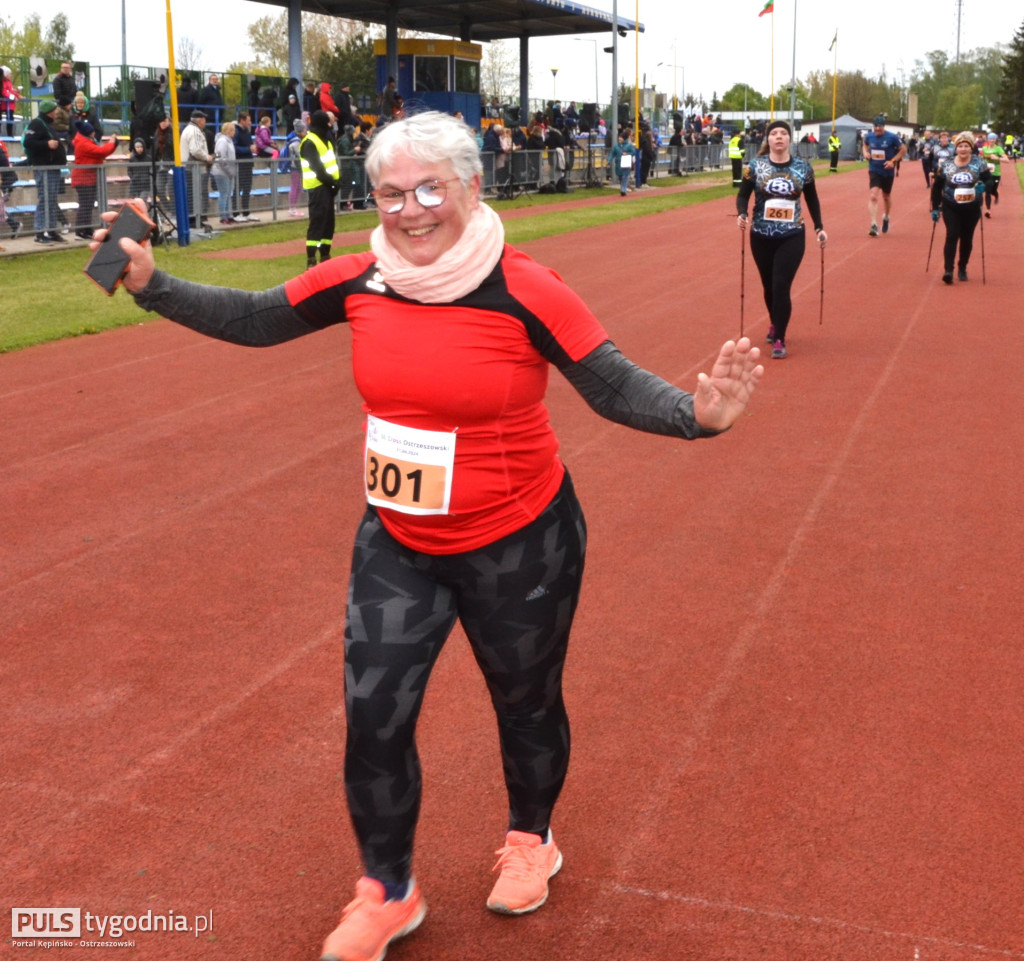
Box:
[816,114,866,161]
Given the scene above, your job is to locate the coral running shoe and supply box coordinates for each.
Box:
[487,831,563,915]
[320,877,426,961]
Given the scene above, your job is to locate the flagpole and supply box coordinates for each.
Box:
[788,0,797,128]
[830,29,838,129]
[770,10,775,119]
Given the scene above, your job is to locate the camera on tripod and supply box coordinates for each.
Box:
[131,78,177,244]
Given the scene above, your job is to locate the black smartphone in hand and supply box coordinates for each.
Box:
[83,202,155,295]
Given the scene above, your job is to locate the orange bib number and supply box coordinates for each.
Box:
[364,416,455,515]
[764,198,796,222]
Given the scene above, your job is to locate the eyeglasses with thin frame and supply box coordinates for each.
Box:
[373,177,463,214]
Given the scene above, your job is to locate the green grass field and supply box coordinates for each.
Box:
[0,159,891,355]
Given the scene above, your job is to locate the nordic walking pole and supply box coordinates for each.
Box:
[819,241,825,325]
[979,206,987,285]
[739,218,746,338]
[926,218,936,272]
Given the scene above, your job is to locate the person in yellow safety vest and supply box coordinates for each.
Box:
[1004,132,1014,158]
[300,109,341,269]
[728,130,745,187]
[828,130,841,172]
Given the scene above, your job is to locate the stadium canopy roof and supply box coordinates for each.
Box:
[249,0,641,42]
[246,0,642,111]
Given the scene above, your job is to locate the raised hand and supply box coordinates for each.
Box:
[693,337,764,432]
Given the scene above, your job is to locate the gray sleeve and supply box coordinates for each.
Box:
[559,339,725,439]
[131,270,322,346]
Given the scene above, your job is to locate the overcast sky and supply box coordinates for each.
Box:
[15,0,1023,110]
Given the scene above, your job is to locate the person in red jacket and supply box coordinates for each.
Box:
[1,64,24,137]
[318,81,341,120]
[70,121,120,238]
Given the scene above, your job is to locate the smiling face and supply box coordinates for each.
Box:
[955,140,973,161]
[375,154,479,267]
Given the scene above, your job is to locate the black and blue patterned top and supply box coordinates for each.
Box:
[736,154,823,239]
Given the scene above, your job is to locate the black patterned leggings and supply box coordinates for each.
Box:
[342,471,587,883]
[940,200,981,273]
[750,227,806,343]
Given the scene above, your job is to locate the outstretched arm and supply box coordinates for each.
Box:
[693,337,764,432]
[559,337,763,439]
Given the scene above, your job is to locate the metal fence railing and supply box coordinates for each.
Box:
[4,142,744,239]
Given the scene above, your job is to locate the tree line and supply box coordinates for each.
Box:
[715,19,1024,133]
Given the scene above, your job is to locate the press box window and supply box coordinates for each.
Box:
[415,57,448,92]
[454,59,479,94]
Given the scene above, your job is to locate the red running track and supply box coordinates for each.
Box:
[3,166,1023,960]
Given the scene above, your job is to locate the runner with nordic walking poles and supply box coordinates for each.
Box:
[736,119,826,360]
[930,130,993,286]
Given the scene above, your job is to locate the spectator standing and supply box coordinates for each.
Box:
[352,120,373,208]
[197,74,224,127]
[152,116,176,203]
[2,65,24,137]
[127,137,153,203]
[22,98,68,244]
[668,125,684,175]
[247,79,261,118]
[335,83,357,129]
[319,82,341,120]
[481,121,505,192]
[0,136,23,239]
[179,108,212,229]
[526,116,546,187]
[212,121,238,225]
[70,121,119,238]
[609,128,637,196]
[564,101,579,134]
[70,92,100,141]
[637,125,655,188]
[232,112,257,221]
[287,119,307,216]
[52,61,76,108]
[176,76,195,124]
[299,109,340,268]
[377,76,397,122]
[282,91,302,133]
[302,81,319,118]
[258,84,278,127]
[335,122,357,213]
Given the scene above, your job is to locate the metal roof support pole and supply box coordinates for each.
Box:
[386,2,399,89]
[611,0,619,127]
[519,36,530,124]
[288,0,303,84]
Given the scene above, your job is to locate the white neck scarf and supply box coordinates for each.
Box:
[369,201,506,303]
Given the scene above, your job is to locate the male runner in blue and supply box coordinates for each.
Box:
[862,114,906,236]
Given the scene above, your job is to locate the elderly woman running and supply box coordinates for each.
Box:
[90,110,763,961]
